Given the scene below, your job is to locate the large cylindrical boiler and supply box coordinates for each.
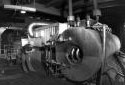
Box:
[55,27,121,82]
[26,22,121,82]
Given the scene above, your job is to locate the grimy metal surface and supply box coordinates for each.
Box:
[56,27,121,82]
[27,25,121,82]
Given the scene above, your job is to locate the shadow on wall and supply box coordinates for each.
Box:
[100,6,125,52]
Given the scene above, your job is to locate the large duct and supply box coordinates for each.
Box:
[28,22,48,37]
[0,27,6,35]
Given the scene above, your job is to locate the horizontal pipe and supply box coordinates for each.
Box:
[4,5,36,12]
[28,22,48,37]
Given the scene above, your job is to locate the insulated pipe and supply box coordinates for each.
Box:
[100,25,107,85]
[28,22,48,37]
[67,0,74,21]
[69,0,73,16]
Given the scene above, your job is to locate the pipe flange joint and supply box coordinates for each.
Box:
[67,16,75,21]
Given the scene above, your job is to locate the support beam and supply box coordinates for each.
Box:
[46,0,59,7]
[65,0,84,9]
[65,0,114,9]
[74,0,121,14]
[3,0,61,16]
[26,3,61,16]
[0,22,25,30]
[69,0,85,9]
[98,0,125,8]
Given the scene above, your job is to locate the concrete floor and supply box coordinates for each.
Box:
[0,72,75,85]
[0,58,75,85]
[0,58,124,85]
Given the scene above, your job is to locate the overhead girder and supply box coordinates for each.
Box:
[74,0,125,14]
[45,0,59,7]
[3,0,61,16]
[63,0,114,15]
[2,0,125,17]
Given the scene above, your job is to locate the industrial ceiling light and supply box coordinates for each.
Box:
[21,10,26,14]
[4,5,36,12]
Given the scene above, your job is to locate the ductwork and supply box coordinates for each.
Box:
[0,27,6,35]
[28,22,48,37]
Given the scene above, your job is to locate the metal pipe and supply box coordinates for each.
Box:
[93,0,101,21]
[67,0,74,26]
[28,22,48,37]
[93,0,98,10]
[102,25,106,61]
[100,25,107,85]
[69,0,73,16]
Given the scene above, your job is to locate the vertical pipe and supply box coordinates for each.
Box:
[93,0,98,10]
[51,27,53,35]
[69,0,73,16]
[93,0,101,22]
[100,25,107,85]
[102,25,106,60]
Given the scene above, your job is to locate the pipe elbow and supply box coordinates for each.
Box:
[28,22,48,37]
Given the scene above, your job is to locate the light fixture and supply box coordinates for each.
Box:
[4,5,36,12]
[21,10,26,14]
